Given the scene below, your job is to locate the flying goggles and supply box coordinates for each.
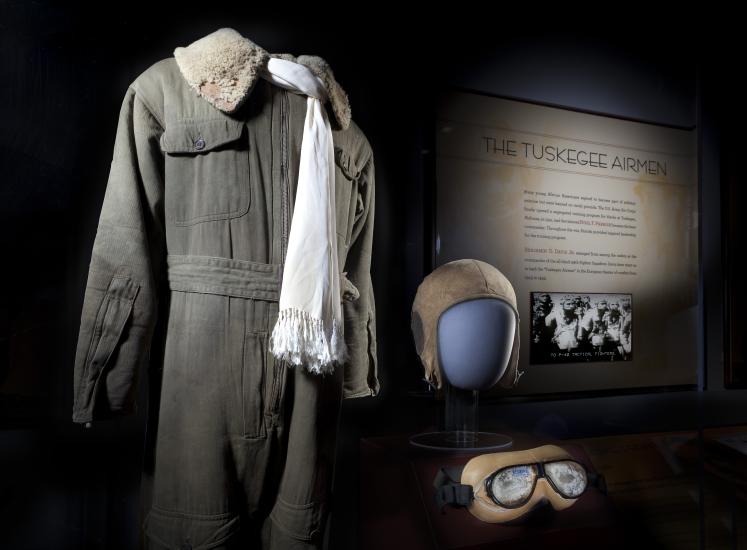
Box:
[433,445,607,523]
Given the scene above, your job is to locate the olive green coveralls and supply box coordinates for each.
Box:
[71,29,379,549]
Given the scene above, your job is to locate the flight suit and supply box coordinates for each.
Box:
[71,28,379,549]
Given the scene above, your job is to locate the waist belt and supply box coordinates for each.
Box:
[166,254,283,302]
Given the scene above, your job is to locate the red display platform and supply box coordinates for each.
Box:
[359,432,624,550]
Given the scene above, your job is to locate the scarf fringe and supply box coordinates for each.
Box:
[270,307,348,375]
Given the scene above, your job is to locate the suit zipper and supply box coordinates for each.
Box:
[270,88,291,414]
[280,88,290,265]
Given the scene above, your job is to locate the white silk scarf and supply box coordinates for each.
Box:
[260,57,347,375]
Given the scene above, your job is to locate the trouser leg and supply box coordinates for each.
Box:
[141,292,249,549]
[140,290,345,549]
[260,356,344,549]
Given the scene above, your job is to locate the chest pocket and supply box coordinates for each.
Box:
[160,118,250,226]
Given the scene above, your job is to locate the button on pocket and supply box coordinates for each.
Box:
[160,118,251,226]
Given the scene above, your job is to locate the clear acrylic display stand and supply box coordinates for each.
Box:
[409,381,513,451]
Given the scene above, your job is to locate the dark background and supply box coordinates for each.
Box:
[1,3,745,549]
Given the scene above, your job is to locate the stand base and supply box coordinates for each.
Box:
[409,431,513,452]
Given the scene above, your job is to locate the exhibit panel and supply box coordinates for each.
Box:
[435,90,699,395]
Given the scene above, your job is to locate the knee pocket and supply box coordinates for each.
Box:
[269,496,327,542]
[144,506,241,549]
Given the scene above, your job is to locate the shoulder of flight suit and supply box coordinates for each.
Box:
[127,57,181,129]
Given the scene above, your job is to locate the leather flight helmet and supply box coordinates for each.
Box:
[410,259,521,391]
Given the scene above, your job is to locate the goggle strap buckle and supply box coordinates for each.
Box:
[433,466,473,513]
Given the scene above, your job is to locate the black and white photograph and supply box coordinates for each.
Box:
[530,292,633,364]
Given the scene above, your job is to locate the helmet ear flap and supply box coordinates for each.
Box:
[411,309,437,389]
[498,313,522,388]
[411,310,425,355]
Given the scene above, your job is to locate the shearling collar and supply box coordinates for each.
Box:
[173,27,351,130]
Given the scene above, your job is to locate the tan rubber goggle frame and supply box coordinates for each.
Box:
[461,444,583,523]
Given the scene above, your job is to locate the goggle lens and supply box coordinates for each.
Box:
[488,464,538,507]
[545,460,587,498]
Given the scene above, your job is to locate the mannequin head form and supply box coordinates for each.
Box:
[437,298,517,391]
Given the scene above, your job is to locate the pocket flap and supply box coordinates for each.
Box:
[270,496,326,542]
[143,506,241,550]
[160,118,245,154]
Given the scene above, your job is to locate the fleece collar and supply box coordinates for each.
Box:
[173,27,352,130]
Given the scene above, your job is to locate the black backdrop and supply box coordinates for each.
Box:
[1,3,745,549]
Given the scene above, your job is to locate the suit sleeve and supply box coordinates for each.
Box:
[341,152,380,398]
[72,84,165,424]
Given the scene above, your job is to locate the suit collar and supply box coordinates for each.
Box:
[173,27,352,130]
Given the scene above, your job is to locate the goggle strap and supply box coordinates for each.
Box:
[587,471,608,495]
[433,466,473,513]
